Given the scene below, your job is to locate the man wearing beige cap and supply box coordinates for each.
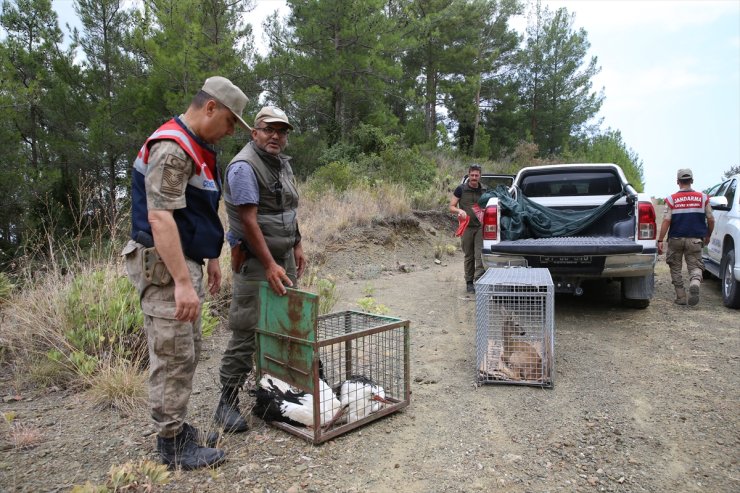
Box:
[214,106,306,432]
[657,168,714,306]
[122,76,248,469]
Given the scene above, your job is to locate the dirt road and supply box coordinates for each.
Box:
[1,223,738,492]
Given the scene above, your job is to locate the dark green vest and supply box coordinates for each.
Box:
[460,182,487,227]
[224,141,299,259]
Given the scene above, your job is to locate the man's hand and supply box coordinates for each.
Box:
[206,258,222,296]
[265,262,292,295]
[174,282,200,322]
[294,242,307,279]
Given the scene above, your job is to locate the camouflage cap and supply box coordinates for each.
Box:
[202,76,249,129]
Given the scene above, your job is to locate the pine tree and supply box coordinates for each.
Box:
[519,1,603,156]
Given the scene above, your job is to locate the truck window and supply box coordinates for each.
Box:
[479,176,514,189]
[519,171,621,197]
[724,179,737,206]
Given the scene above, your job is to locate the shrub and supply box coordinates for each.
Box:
[317,141,360,167]
[303,269,339,315]
[63,270,145,365]
[307,161,357,194]
[201,301,219,338]
[434,243,457,260]
[378,147,437,191]
[356,296,390,315]
[352,123,394,154]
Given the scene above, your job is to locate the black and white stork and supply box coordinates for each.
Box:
[336,375,392,423]
[252,373,343,428]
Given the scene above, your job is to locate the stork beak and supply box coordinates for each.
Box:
[371,394,392,405]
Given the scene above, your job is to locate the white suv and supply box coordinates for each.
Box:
[703,175,740,308]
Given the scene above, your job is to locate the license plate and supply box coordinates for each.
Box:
[540,255,593,265]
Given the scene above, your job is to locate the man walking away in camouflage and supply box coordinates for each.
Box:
[657,168,714,306]
[213,106,306,432]
[122,76,249,469]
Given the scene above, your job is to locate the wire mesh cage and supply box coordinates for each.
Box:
[254,282,410,444]
[475,268,554,387]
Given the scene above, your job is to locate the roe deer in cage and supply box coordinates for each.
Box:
[501,308,543,381]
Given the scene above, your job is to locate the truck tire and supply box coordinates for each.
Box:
[720,249,740,308]
[621,274,653,309]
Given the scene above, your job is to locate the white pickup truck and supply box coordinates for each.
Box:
[481,163,658,308]
[702,174,740,308]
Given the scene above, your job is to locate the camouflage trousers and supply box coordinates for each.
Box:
[461,224,484,282]
[219,251,296,389]
[666,237,705,288]
[122,240,204,438]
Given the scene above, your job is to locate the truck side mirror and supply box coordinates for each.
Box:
[709,195,729,210]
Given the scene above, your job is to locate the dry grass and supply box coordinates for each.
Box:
[1,268,70,382]
[299,182,412,257]
[6,421,44,450]
[84,359,147,415]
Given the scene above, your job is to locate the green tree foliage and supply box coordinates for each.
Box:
[0,0,651,269]
[127,0,259,157]
[723,165,740,178]
[404,0,483,142]
[443,0,521,157]
[0,0,83,261]
[285,0,400,141]
[519,1,604,156]
[71,0,138,223]
[566,129,645,191]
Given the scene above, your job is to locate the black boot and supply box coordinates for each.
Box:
[214,386,249,433]
[182,422,220,448]
[157,425,226,470]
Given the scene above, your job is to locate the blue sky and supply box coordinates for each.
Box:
[538,0,740,198]
[50,0,740,198]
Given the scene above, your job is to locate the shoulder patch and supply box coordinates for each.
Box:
[161,153,190,197]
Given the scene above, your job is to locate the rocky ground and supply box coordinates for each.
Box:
[1,212,738,493]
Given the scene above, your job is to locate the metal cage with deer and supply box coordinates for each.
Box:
[475,268,554,387]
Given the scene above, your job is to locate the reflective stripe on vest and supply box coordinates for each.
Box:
[134,120,219,191]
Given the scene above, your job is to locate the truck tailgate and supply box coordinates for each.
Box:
[487,237,643,256]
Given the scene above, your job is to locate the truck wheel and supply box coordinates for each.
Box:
[720,249,740,308]
[622,297,650,309]
[621,275,653,309]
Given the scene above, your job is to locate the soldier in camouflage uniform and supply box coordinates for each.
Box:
[657,168,714,306]
[122,76,249,470]
[213,107,306,432]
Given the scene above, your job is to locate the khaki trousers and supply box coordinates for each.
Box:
[666,237,705,288]
[123,240,203,438]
